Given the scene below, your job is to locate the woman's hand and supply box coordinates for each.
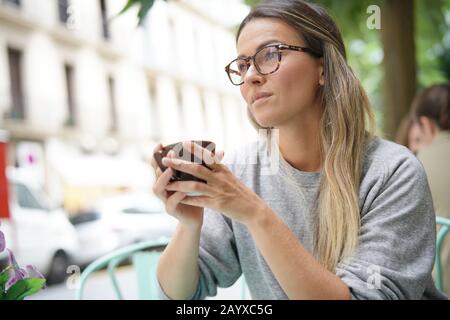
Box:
[151,144,205,230]
[162,141,268,226]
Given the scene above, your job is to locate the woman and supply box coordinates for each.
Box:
[395,114,423,155]
[152,0,447,299]
[411,84,450,295]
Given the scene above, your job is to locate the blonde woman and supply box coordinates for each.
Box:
[152,0,447,299]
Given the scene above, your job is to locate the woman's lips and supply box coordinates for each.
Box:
[252,93,272,104]
[252,94,273,106]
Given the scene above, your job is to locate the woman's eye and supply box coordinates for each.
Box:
[238,63,248,73]
[264,50,278,60]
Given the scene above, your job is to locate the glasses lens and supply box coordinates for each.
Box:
[255,46,279,74]
[227,59,247,85]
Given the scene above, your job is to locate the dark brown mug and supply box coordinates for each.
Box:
[153,140,216,184]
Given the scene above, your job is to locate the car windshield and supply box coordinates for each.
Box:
[12,182,47,211]
[94,194,165,215]
[122,206,161,214]
[122,196,164,214]
[69,211,101,225]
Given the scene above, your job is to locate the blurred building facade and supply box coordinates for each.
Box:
[0,0,255,213]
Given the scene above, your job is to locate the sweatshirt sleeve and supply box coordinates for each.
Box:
[187,208,242,300]
[336,150,439,299]
[156,208,242,300]
[157,147,245,300]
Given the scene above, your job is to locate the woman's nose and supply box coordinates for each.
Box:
[243,64,264,85]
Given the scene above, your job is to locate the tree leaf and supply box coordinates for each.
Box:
[116,0,170,26]
[117,0,141,16]
[137,0,155,26]
[4,278,46,300]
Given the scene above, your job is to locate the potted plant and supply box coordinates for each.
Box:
[0,223,46,300]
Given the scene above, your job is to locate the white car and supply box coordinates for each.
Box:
[92,192,177,247]
[68,209,120,267]
[0,168,79,285]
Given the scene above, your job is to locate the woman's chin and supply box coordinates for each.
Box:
[254,117,277,128]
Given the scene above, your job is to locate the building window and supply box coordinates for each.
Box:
[148,76,157,104]
[58,0,70,24]
[7,47,25,120]
[107,76,117,133]
[175,83,185,132]
[99,0,110,40]
[168,17,178,68]
[200,90,208,132]
[64,64,76,127]
[148,75,160,139]
[13,183,45,210]
[2,0,21,8]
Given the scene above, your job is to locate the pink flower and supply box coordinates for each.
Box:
[25,265,46,288]
[0,221,5,253]
[5,249,27,290]
[0,229,5,253]
[0,222,46,298]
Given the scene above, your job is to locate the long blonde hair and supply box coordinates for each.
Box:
[237,0,375,272]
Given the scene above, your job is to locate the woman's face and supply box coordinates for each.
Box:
[237,18,324,128]
[409,116,438,153]
[408,122,423,154]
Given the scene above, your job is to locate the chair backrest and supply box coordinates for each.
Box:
[75,238,169,300]
[76,237,250,300]
[133,250,163,299]
[435,216,450,292]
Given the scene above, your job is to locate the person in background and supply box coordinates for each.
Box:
[396,115,423,155]
[411,83,450,296]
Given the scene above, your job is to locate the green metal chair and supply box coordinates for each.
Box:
[75,238,170,300]
[435,216,450,292]
[75,237,249,300]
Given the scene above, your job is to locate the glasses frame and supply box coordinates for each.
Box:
[224,43,322,86]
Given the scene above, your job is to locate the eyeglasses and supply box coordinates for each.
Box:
[224,43,321,86]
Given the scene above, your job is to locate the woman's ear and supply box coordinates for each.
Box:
[318,58,325,86]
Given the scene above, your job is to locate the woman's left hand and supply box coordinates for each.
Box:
[162,141,268,226]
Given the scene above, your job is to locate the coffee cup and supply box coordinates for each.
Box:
[153,140,216,196]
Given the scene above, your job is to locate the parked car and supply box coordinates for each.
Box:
[0,167,78,285]
[92,192,177,247]
[68,209,120,267]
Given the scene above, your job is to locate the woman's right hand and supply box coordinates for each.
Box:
[151,144,204,229]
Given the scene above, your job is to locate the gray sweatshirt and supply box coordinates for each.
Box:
[159,136,447,300]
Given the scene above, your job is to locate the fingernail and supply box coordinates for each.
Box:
[162,157,170,165]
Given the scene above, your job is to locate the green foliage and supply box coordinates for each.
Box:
[118,0,168,26]
[0,266,11,297]
[438,47,450,80]
[315,0,449,87]
[1,225,46,300]
[0,263,46,300]
[3,278,46,300]
[315,0,379,40]
[415,0,449,86]
[243,0,260,7]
